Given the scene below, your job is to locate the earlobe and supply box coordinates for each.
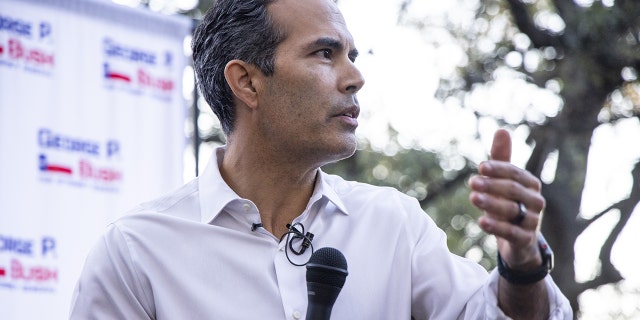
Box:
[224,60,259,109]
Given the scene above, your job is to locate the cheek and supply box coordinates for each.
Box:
[280,83,325,118]
[265,68,334,122]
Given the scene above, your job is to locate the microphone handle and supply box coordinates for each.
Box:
[306,282,341,320]
[305,305,332,320]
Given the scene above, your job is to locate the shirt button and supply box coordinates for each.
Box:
[292,310,302,319]
[242,203,251,212]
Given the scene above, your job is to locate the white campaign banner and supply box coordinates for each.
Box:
[0,0,191,318]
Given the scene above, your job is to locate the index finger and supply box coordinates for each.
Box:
[477,161,542,192]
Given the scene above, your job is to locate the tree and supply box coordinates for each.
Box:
[395,0,640,317]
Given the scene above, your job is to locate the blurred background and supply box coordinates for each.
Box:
[2,0,639,318]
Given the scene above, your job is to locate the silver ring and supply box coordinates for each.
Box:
[511,202,527,225]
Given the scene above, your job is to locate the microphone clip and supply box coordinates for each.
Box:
[281,222,315,266]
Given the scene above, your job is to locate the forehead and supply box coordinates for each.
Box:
[268,0,354,48]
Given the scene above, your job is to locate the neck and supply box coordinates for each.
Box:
[219,142,319,238]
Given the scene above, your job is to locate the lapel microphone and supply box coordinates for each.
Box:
[286,223,314,255]
[282,222,315,266]
[252,222,315,266]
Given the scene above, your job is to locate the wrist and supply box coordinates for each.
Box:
[497,233,554,285]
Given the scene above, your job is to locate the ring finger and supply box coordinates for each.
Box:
[470,191,540,230]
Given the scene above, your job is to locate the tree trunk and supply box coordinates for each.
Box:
[541,131,591,315]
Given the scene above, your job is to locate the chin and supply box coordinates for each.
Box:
[327,138,357,162]
[308,133,357,166]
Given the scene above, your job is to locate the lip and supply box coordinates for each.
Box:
[332,105,359,128]
[333,105,360,120]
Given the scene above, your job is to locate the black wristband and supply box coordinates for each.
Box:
[497,234,554,285]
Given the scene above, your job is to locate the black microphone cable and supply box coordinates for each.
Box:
[279,222,315,266]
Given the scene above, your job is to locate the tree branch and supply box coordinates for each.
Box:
[576,265,623,293]
[505,0,562,48]
[576,202,617,233]
[550,0,579,29]
[419,165,475,206]
[613,1,640,33]
[575,159,640,292]
[578,150,640,232]
[525,122,559,178]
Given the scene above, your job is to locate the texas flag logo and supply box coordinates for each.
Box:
[103,62,131,82]
[39,154,72,175]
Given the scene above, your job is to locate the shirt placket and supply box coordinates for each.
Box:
[274,239,308,320]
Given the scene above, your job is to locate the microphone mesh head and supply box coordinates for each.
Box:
[306,247,348,288]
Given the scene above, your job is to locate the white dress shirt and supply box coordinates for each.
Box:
[70,147,572,319]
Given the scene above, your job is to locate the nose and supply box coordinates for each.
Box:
[340,60,365,94]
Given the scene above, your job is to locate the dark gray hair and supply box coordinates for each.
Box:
[192,0,285,135]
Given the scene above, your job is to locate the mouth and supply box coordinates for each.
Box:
[331,105,360,128]
[337,105,360,119]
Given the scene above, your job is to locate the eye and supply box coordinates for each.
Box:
[316,49,332,59]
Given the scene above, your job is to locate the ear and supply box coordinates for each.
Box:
[224,60,261,109]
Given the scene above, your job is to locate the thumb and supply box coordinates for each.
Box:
[490,129,512,162]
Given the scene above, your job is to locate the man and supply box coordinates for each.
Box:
[70,0,572,318]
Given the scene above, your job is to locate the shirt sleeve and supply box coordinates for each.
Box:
[69,223,155,320]
[408,209,489,319]
[483,269,573,319]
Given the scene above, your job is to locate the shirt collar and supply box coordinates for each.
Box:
[314,169,349,216]
[197,146,349,224]
[198,146,242,224]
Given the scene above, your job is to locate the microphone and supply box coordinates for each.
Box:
[280,223,315,266]
[305,247,348,320]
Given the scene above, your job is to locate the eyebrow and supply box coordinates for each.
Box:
[311,37,359,59]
